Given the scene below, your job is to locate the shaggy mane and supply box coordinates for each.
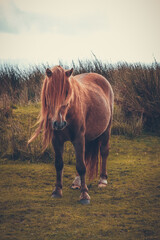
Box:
[28,66,72,150]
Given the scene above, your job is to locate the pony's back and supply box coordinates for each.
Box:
[75,72,114,112]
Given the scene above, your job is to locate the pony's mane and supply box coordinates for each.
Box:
[28,66,73,150]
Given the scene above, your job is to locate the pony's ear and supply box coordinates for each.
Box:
[46,68,52,77]
[65,68,73,77]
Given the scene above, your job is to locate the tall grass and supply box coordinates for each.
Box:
[0,58,160,161]
[0,58,160,137]
[0,64,44,106]
[116,62,160,131]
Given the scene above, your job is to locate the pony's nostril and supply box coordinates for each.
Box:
[53,121,58,129]
[52,120,67,130]
[63,121,67,127]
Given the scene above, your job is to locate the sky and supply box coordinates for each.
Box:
[0,0,160,66]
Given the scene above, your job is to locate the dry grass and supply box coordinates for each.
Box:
[0,135,160,240]
[0,58,160,161]
[0,59,160,133]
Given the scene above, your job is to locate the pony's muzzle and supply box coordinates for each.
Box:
[52,120,67,130]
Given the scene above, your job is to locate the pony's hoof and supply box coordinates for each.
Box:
[98,183,107,188]
[71,176,81,190]
[51,189,62,198]
[71,185,81,190]
[98,178,108,188]
[79,191,91,204]
[79,199,90,205]
[52,193,62,198]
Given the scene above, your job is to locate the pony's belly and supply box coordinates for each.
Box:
[86,130,106,141]
[84,84,112,141]
[85,111,110,141]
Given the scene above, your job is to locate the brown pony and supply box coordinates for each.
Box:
[28,65,114,204]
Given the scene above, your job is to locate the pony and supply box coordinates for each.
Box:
[28,65,114,204]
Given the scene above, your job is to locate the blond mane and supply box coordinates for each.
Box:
[28,66,73,150]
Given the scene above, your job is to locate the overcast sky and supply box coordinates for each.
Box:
[0,0,160,66]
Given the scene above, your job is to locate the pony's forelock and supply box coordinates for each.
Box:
[28,66,73,150]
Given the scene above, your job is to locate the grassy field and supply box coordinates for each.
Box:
[0,135,160,240]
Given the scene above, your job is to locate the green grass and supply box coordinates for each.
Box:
[0,103,146,162]
[0,135,160,240]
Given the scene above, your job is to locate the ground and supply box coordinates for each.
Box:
[0,135,160,240]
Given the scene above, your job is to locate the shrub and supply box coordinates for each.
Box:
[112,104,143,137]
[0,64,45,107]
[0,59,160,138]
[117,62,160,132]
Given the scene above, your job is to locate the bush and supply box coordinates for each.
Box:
[0,64,45,107]
[0,104,54,162]
[112,104,143,137]
[0,58,160,139]
[116,62,160,132]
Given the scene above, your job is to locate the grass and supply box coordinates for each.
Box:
[0,59,160,239]
[0,135,160,240]
[0,59,160,133]
[0,103,146,162]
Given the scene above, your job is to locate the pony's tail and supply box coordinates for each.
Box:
[85,138,101,180]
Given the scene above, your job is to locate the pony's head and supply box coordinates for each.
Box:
[28,66,73,149]
[43,65,73,130]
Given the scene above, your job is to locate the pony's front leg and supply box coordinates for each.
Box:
[73,135,91,204]
[52,139,64,198]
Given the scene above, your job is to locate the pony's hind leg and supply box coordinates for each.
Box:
[98,129,110,188]
[52,138,64,198]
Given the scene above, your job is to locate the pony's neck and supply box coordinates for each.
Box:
[69,76,87,114]
[70,76,81,103]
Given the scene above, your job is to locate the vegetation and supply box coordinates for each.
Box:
[0,59,160,161]
[0,59,160,239]
[0,136,160,239]
[0,59,160,133]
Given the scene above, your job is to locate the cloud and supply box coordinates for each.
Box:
[0,0,108,35]
[0,0,36,33]
[0,0,160,64]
